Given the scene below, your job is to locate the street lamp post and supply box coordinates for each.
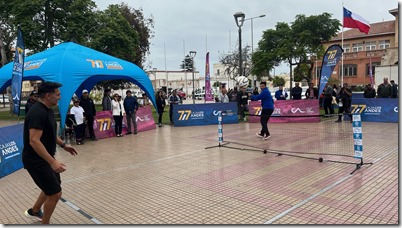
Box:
[243,14,266,87]
[189,51,197,104]
[152,68,157,89]
[234,12,245,77]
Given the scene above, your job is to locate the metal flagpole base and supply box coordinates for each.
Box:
[350,158,373,174]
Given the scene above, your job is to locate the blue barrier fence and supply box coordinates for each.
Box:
[0,124,24,178]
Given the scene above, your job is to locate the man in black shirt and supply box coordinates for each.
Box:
[25,90,38,114]
[22,81,78,224]
[79,89,97,141]
[291,82,303,100]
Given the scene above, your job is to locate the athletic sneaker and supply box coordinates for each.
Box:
[256,133,264,138]
[263,134,271,140]
[25,208,43,220]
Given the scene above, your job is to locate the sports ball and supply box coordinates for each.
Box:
[318,157,323,162]
[237,76,249,88]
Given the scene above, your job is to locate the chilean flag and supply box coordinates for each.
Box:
[343,7,370,34]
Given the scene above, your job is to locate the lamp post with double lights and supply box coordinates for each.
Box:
[189,51,197,104]
[243,14,266,87]
[234,11,245,77]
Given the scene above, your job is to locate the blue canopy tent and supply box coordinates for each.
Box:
[0,42,156,127]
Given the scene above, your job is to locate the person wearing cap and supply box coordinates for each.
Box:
[69,100,85,145]
[25,90,38,114]
[79,89,97,141]
[102,88,112,111]
[123,90,139,135]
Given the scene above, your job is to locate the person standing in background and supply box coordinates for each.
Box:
[79,89,97,141]
[363,84,376,98]
[123,90,139,135]
[112,94,126,137]
[69,99,86,145]
[377,77,391,98]
[102,88,112,111]
[275,85,288,100]
[291,82,302,100]
[168,90,181,125]
[390,80,398,98]
[25,90,38,114]
[156,90,166,127]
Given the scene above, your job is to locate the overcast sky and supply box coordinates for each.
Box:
[93,0,398,76]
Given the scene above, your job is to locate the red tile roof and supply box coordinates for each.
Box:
[331,20,395,41]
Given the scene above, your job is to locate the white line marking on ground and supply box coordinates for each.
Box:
[264,147,397,224]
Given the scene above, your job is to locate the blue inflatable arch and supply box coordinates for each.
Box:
[0,42,156,127]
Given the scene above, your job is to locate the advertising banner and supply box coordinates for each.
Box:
[173,102,238,126]
[318,44,343,96]
[248,100,320,123]
[0,124,24,178]
[11,27,25,116]
[94,106,156,139]
[351,98,398,123]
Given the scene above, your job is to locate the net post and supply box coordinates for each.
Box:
[205,110,230,149]
[350,114,372,174]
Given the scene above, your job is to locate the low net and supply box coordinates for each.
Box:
[214,114,359,165]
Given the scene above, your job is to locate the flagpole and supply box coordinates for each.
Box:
[341,1,344,86]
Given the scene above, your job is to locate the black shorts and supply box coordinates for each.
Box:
[27,164,62,195]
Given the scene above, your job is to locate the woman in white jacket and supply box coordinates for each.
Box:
[112,94,126,137]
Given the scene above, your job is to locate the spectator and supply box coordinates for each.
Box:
[237,87,249,121]
[274,85,288,100]
[22,81,77,224]
[253,87,259,95]
[69,100,85,145]
[123,90,139,135]
[390,80,398,98]
[156,90,166,127]
[377,77,391,98]
[335,83,352,123]
[229,87,238,102]
[250,81,274,140]
[363,84,376,98]
[25,90,38,114]
[102,88,112,111]
[168,90,181,125]
[291,82,302,100]
[305,83,318,99]
[218,88,229,103]
[139,93,151,107]
[79,89,97,141]
[323,83,334,116]
[112,94,125,137]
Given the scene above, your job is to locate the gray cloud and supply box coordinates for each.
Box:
[94,0,398,75]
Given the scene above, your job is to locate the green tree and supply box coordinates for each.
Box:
[180,54,194,72]
[219,45,251,80]
[272,76,285,87]
[10,0,97,52]
[90,4,140,90]
[252,13,341,85]
[118,3,154,68]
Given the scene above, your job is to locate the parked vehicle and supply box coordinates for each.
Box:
[194,88,215,100]
[168,89,186,100]
[0,95,9,104]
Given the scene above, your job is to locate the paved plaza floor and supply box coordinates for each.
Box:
[0,118,398,225]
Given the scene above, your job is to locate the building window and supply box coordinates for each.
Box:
[216,69,220,76]
[365,41,376,51]
[379,40,390,49]
[352,43,363,52]
[342,64,357,76]
[366,62,381,76]
[342,44,350,53]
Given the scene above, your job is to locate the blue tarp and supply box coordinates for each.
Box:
[0,42,155,127]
